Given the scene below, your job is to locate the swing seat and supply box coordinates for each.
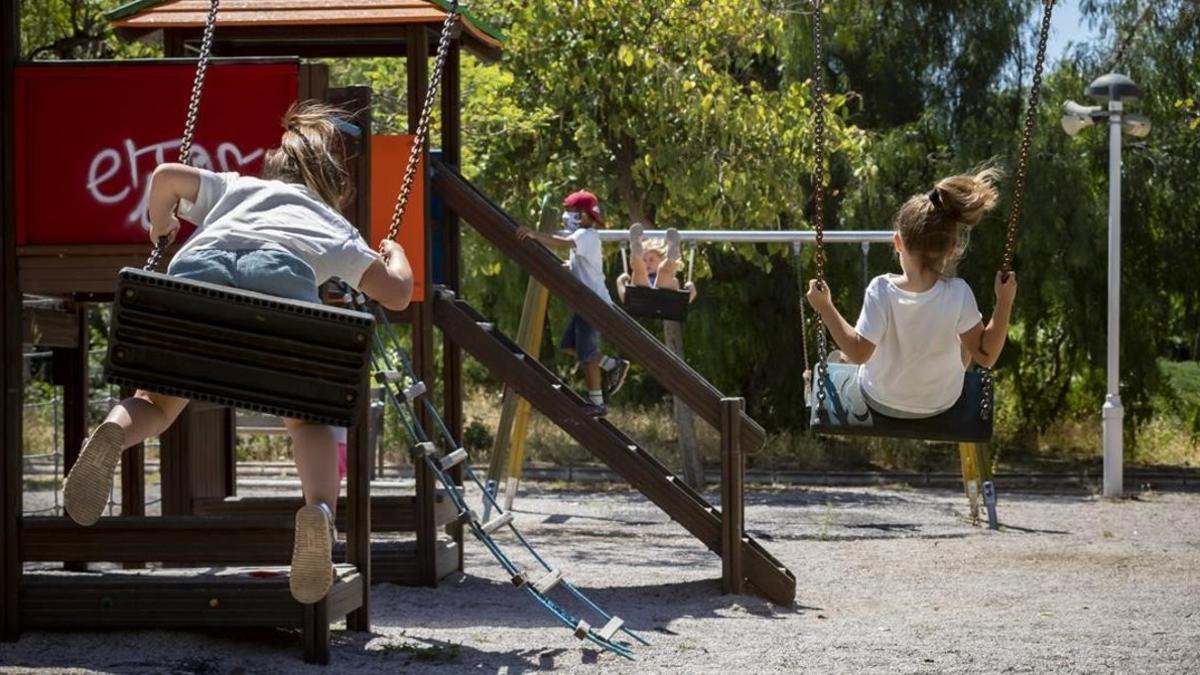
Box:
[105,268,374,426]
[622,285,690,322]
[808,363,993,443]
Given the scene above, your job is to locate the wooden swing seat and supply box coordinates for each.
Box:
[105,267,374,426]
[622,284,691,322]
[809,363,993,443]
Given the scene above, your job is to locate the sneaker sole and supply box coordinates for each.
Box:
[290,504,334,604]
[665,228,681,262]
[63,422,125,527]
[608,363,630,396]
[629,223,644,259]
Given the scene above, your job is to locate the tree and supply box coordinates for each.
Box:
[460,0,862,482]
[21,0,158,60]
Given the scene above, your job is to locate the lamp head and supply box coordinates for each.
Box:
[1122,113,1151,138]
[1087,73,1141,103]
[1061,100,1100,137]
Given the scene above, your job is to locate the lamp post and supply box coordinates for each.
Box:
[1061,73,1150,498]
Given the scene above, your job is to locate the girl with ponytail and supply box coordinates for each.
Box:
[804,168,1018,418]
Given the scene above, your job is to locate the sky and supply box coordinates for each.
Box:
[1046,0,1102,64]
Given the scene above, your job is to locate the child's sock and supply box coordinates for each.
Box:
[588,390,604,406]
[600,355,618,372]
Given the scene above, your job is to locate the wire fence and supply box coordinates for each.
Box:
[21,347,162,517]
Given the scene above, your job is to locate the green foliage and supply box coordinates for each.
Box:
[21,0,160,60]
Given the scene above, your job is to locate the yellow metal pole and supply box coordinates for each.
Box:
[959,442,983,526]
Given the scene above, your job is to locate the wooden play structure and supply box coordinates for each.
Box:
[3,0,794,663]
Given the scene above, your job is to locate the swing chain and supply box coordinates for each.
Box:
[809,0,830,408]
[985,0,1054,420]
[1001,0,1055,275]
[178,0,221,167]
[144,0,221,272]
[384,0,460,248]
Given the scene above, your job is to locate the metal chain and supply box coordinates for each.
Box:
[144,237,169,272]
[1000,0,1055,275]
[384,0,460,247]
[145,0,221,271]
[177,0,221,167]
[981,0,1055,420]
[809,0,830,408]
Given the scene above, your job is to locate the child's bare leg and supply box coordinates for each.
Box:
[64,390,188,526]
[655,258,682,290]
[582,359,603,393]
[284,418,338,604]
[284,419,340,515]
[629,223,650,286]
[106,391,189,448]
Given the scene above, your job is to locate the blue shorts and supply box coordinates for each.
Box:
[560,314,600,364]
[167,247,320,303]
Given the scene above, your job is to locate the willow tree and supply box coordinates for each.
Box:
[460,0,862,485]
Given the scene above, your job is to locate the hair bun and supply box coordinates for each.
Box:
[933,166,1002,226]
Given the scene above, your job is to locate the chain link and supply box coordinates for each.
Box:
[145,0,220,271]
[983,0,1054,419]
[384,0,460,248]
[1001,0,1055,275]
[809,0,830,408]
[177,0,221,167]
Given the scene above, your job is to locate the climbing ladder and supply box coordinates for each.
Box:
[432,289,797,607]
[344,286,644,658]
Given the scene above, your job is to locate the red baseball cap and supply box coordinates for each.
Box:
[563,190,605,226]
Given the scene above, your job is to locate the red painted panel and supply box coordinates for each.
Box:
[14,61,299,246]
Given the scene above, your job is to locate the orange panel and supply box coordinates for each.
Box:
[370,135,426,303]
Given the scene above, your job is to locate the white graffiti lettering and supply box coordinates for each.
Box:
[85,138,265,230]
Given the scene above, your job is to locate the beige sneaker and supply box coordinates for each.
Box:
[289,502,336,604]
[629,222,645,260]
[63,422,125,526]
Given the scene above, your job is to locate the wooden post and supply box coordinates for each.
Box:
[1,0,21,642]
[119,386,145,570]
[720,397,744,595]
[56,303,88,572]
[57,303,88,475]
[406,23,438,587]
[440,40,465,572]
[346,377,371,631]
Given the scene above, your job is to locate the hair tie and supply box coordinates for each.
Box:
[928,189,943,211]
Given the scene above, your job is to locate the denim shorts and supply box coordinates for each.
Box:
[560,313,600,364]
[167,247,320,303]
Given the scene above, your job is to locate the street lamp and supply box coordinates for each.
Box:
[1061,73,1150,499]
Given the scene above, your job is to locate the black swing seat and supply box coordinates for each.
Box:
[105,267,374,426]
[809,363,993,443]
[622,284,691,322]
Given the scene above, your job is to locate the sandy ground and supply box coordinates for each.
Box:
[4,484,1200,674]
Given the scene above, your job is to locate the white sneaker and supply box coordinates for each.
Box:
[63,422,125,526]
[290,502,336,604]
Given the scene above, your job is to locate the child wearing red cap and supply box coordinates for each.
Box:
[517,190,630,415]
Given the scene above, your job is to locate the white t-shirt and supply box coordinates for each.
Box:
[175,170,378,288]
[566,227,612,304]
[854,274,983,415]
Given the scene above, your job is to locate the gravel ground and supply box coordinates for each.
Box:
[4,484,1200,674]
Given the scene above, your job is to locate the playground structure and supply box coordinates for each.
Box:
[1,0,795,662]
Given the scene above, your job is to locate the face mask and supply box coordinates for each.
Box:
[562,211,583,231]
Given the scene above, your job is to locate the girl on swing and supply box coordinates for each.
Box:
[615,223,697,304]
[63,102,415,605]
[805,168,1017,418]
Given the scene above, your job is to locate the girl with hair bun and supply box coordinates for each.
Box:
[805,167,1018,418]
